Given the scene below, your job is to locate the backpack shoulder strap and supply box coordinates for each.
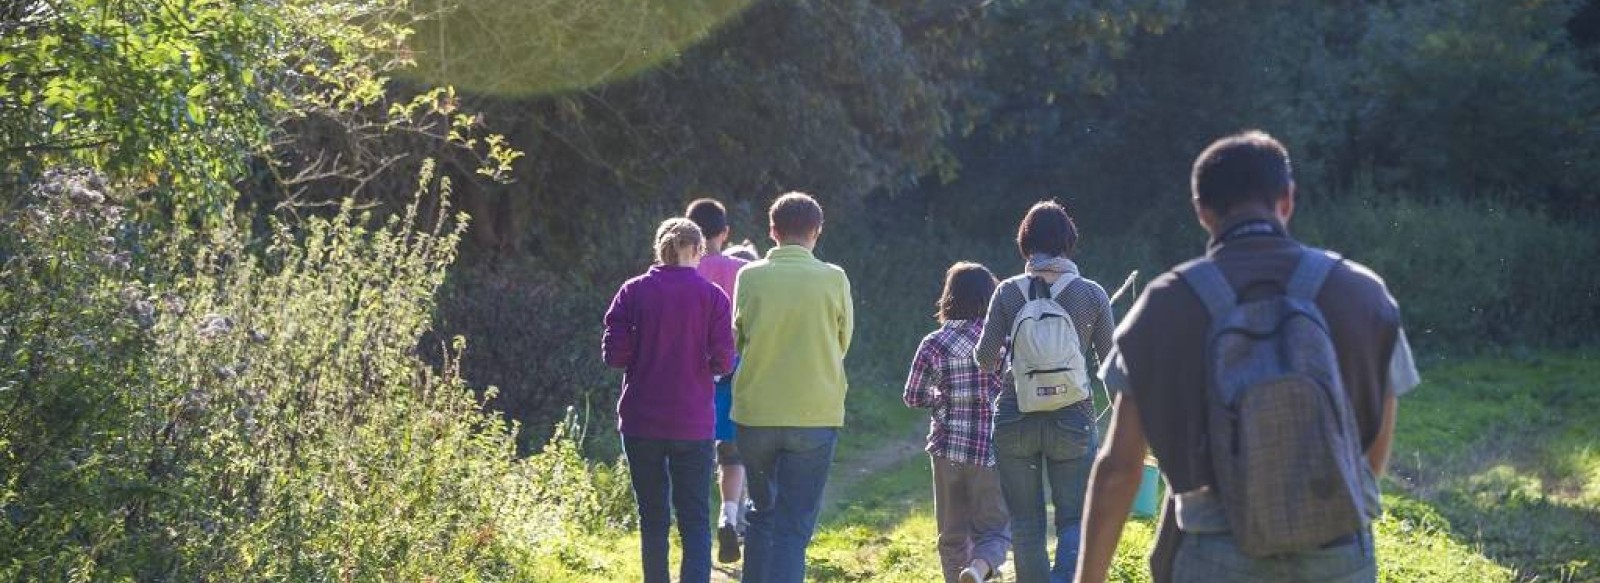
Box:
[1178,260,1237,322]
[1048,273,1079,301]
[1286,248,1342,301]
[1017,277,1046,301]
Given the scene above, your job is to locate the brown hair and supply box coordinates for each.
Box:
[938,262,998,323]
[654,218,704,265]
[1016,200,1078,258]
[769,192,824,241]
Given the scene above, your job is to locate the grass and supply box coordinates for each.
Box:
[1389,352,1600,581]
[525,352,1598,582]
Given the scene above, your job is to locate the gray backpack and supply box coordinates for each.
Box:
[1008,276,1090,413]
[1179,248,1373,557]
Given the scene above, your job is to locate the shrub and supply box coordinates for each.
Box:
[1,165,637,580]
[1295,196,1600,350]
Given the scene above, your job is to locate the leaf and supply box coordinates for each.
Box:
[186,99,207,125]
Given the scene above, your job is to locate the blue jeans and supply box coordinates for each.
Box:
[1173,529,1376,583]
[623,437,715,583]
[994,404,1096,583]
[735,425,839,583]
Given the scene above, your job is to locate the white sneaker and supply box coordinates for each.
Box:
[958,559,990,583]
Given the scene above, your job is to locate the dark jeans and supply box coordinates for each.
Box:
[623,436,715,583]
[994,404,1096,583]
[736,425,839,583]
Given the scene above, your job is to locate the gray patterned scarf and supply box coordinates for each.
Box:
[1025,254,1078,277]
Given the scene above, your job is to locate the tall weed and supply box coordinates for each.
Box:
[1,165,635,581]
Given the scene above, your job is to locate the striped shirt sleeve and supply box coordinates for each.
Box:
[975,282,1025,372]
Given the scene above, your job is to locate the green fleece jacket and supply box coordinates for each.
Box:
[731,245,854,427]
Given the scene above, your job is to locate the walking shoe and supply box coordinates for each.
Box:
[958,558,990,583]
[717,524,741,564]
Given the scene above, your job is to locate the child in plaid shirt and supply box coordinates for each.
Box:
[905,262,1011,583]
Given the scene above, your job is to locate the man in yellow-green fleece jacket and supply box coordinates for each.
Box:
[731,192,853,583]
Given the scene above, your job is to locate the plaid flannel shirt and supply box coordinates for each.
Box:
[904,319,1004,467]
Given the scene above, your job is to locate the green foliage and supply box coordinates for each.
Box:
[1357,0,1600,211]
[1,164,637,580]
[406,0,757,96]
[0,0,277,206]
[0,0,520,224]
[1295,197,1600,349]
[0,0,636,580]
[0,169,159,579]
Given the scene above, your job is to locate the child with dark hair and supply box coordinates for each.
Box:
[602,218,736,583]
[906,262,1012,583]
[684,197,752,563]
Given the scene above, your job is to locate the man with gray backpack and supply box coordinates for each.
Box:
[1074,131,1421,583]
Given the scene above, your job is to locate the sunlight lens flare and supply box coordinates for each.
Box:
[403,0,755,96]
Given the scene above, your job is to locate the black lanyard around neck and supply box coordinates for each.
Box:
[1209,218,1287,251]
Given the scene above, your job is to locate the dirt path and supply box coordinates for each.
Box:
[709,434,927,582]
[821,436,927,513]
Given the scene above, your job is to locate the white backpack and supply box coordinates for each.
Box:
[1008,275,1090,412]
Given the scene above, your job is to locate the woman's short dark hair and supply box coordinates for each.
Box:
[1016,200,1078,258]
[685,198,729,239]
[938,262,998,323]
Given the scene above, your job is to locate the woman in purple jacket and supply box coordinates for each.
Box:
[602,217,736,583]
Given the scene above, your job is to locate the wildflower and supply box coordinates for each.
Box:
[198,314,234,339]
[68,186,104,206]
[239,386,266,405]
[69,335,97,352]
[161,293,187,316]
[215,358,251,380]
[94,251,131,271]
[177,389,210,422]
[130,300,157,329]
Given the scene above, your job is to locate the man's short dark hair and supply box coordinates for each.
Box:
[1192,130,1294,215]
[1016,200,1078,258]
[685,198,729,239]
[938,262,998,323]
[769,192,824,240]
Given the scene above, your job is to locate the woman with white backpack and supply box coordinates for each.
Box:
[974,200,1117,583]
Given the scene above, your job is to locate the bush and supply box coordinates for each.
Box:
[0,165,637,581]
[1296,197,1600,350]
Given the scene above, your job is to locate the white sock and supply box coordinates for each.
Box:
[721,502,740,525]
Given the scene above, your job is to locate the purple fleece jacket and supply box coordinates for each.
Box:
[602,264,735,440]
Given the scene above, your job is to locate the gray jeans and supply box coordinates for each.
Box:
[932,455,1011,583]
[1172,529,1375,583]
